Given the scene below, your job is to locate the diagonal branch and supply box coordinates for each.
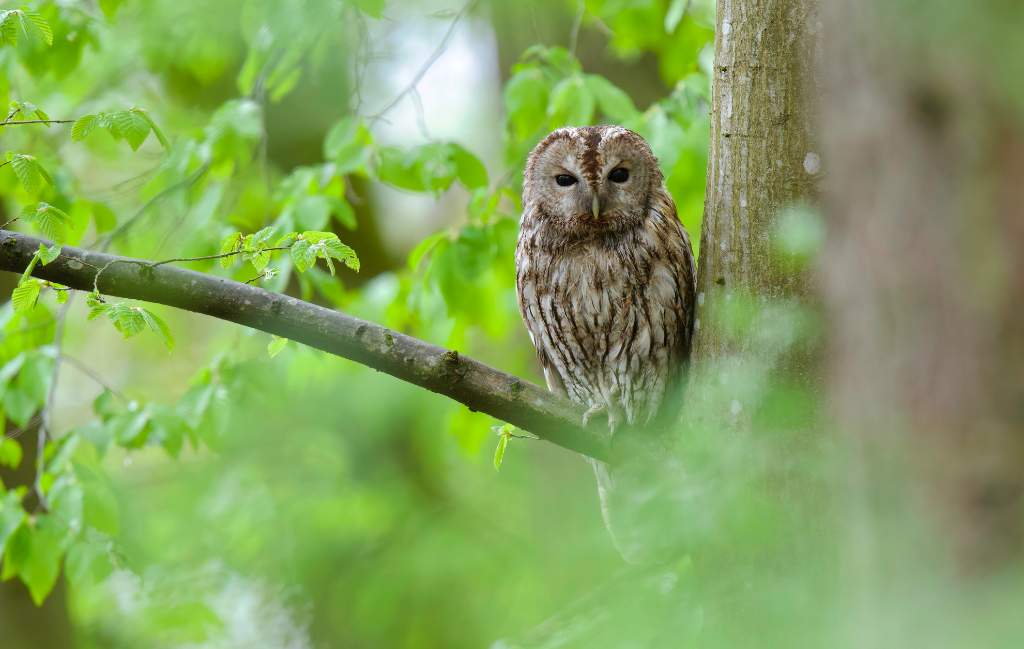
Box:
[0,230,607,461]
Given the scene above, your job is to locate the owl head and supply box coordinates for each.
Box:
[522,125,664,239]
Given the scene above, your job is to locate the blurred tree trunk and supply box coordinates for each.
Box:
[0,424,72,649]
[820,0,1024,579]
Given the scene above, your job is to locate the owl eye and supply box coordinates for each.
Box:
[555,174,578,187]
[608,167,630,183]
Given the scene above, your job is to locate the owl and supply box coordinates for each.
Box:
[515,125,697,434]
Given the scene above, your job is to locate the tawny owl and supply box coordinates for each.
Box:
[515,126,696,561]
[515,125,696,432]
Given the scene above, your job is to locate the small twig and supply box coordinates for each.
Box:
[148,246,290,268]
[367,0,476,124]
[0,160,11,170]
[409,87,431,139]
[36,297,73,512]
[91,246,291,293]
[0,119,76,126]
[58,353,126,400]
[0,217,19,230]
[569,0,585,56]
[99,163,211,249]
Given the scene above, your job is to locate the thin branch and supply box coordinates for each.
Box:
[569,0,585,56]
[367,0,476,124]
[0,119,76,127]
[0,230,607,461]
[58,353,126,400]
[99,163,211,248]
[148,246,291,268]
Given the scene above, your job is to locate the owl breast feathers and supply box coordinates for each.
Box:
[515,126,697,430]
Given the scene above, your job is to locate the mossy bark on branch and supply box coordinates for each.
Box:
[0,231,606,461]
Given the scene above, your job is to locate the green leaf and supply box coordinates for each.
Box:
[137,308,175,351]
[93,389,121,420]
[85,293,109,320]
[22,202,71,244]
[0,491,26,556]
[585,75,640,121]
[21,11,53,47]
[548,76,595,126]
[329,196,357,229]
[293,195,331,231]
[3,385,36,427]
[98,0,125,19]
[0,11,19,47]
[9,155,50,195]
[0,437,21,469]
[91,202,117,233]
[665,0,688,33]
[219,232,242,268]
[37,244,61,265]
[407,230,448,271]
[19,516,64,605]
[17,351,52,406]
[78,468,120,535]
[65,531,114,586]
[11,280,41,312]
[0,520,29,580]
[504,68,548,138]
[290,239,316,273]
[450,144,489,189]
[322,237,360,272]
[106,303,147,338]
[71,114,98,141]
[110,110,151,150]
[267,335,288,358]
[493,430,509,471]
[134,109,169,149]
[351,0,386,17]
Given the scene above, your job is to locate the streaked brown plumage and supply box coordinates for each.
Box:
[515,125,696,431]
[515,125,697,561]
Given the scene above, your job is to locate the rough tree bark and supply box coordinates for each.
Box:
[820,0,1024,595]
[692,0,818,358]
[687,0,820,418]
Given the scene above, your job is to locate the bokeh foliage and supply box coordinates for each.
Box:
[0,1,839,648]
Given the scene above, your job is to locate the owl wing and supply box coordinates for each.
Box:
[654,190,698,356]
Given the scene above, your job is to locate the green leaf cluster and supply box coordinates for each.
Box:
[86,294,175,351]
[72,108,168,151]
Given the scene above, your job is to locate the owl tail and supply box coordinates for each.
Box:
[589,456,686,565]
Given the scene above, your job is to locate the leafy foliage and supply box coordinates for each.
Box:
[0,2,760,648]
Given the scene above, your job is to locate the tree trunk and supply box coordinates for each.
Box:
[688,0,820,417]
[601,0,823,565]
[819,0,1024,642]
[0,423,73,649]
[693,0,819,356]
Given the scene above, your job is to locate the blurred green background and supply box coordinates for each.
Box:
[6,1,1023,648]
[0,1,732,647]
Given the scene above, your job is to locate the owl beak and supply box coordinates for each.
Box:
[591,194,601,220]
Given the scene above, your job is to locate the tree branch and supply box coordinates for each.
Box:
[0,230,607,461]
